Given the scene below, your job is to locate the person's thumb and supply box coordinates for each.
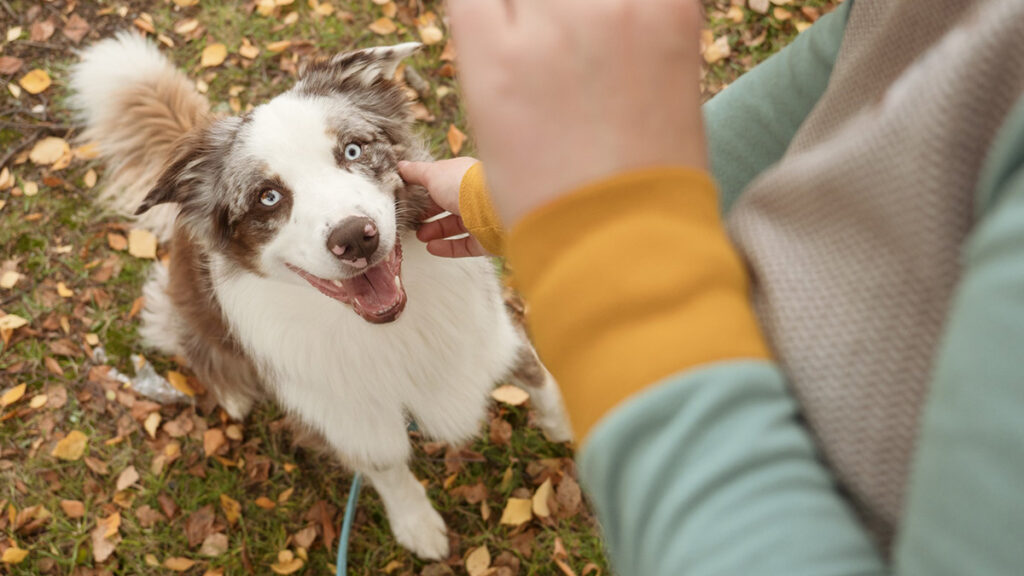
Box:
[398,160,431,188]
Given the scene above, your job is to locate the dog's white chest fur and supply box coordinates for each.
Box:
[213,235,520,468]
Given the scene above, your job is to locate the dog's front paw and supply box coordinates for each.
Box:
[391,504,449,560]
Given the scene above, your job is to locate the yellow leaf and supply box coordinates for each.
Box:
[465,545,491,576]
[220,494,241,525]
[29,137,70,166]
[201,43,228,68]
[57,282,74,298]
[84,169,97,188]
[702,35,731,64]
[166,371,195,397]
[51,430,88,460]
[19,69,51,94]
[144,412,161,439]
[382,560,404,574]
[23,181,38,196]
[266,40,292,53]
[0,167,13,189]
[29,394,48,409]
[128,228,158,259]
[447,124,467,156]
[239,38,260,59]
[270,550,304,575]
[0,271,20,289]
[0,313,28,331]
[1,383,26,407]
[1,547,29,564]
[368,17,397,36]
[164,557,197,572]
[99,511,121,539]
[173,0,199,6]
[491,385,529,406]
[532,478,553,518]
[174,18,200,35]
[499,497,532,526]
[418,24,443,46]
[277,487,294,503]
[255,496,276,509]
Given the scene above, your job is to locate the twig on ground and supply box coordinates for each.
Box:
[0,129,44,171]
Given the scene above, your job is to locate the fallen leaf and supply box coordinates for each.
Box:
[84,456,109,475]
[107,233,128,251]
[556,475,582,518]
[60,500,85,518]
[382,560,404,574]
[368,17,397,35]
[255,496,276,509]
[277,487,294,503]
[173,0,200,6]
[174,18,200,35]
[0,271,20,289]
[499,498,532,526]
[774,7,792,21]
[167,371,195,396]
[92,512,121,563]
[1,547,29,564]
[31,19,56,42]
[84,169,98,188]
[582,563,601,576]
[1,383,26,407]
[29,394,48,409]
[266,40,291,53]
[128,228,158,259]
[491,385,529,406]
[19,69,52,94]
[144,411,161,438]
[703,35,731,64]
[164,557,197,571]
[29,138,69,167]
[555,558,578,576]
[44,357,63,376]
[465,546,491,576]
[185,506,216,548]
[200,43,228,68]
[136,505,165,527]
[447,124,467,156]
[490,417,512,446]
[0,56,23,75]
[270,550,304,574]
[293,525,317,548]
[532,478,553,518]
[56,282,73,298]
[200,533,228,556]
[203,428,226,457]
[6,26,22,42]
[63,14,90,44]
[220,495,241,525]
[749,0,770,14]
[239,38,260,59]
[52,430,88,461]
[22,181,38,197]
[419,24,443,46]
[116,465,140,491]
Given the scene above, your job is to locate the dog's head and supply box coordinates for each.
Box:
[138,43,431,324]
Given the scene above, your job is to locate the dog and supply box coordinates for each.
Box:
[70,33,572,560]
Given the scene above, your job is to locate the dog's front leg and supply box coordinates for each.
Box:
[363,464,450,560]
[509,342,574,443]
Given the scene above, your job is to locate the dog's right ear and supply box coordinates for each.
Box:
[135,131,208,215]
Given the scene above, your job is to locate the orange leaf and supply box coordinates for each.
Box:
[447,124,467,156]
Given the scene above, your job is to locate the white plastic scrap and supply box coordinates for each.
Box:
[90,346,190,405]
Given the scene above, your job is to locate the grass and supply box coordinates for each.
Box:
[0,1,839,574]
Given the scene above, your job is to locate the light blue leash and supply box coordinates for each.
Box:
[335,472,363,576]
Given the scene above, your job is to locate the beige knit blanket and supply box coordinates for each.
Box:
[728,0,1024,551]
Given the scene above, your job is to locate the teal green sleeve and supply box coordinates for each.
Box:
[579,362,885,576]
[704,1,852,213]
[893,96,1024,574]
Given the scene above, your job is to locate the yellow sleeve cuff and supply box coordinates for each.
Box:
[507,167,770,442]
[458,162,506,257]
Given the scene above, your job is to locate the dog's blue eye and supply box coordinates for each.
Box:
[344,143,362,160]
[259,189,282,207]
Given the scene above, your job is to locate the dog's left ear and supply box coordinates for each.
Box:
[299,43,422,91]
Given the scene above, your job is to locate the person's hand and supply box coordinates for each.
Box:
[448,0,707,228]
[399,157,490,258]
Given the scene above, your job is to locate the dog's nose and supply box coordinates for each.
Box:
[327,217,379,267]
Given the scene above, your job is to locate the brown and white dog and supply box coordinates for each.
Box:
[71,33,571,559]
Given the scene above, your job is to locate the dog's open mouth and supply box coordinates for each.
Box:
[288,242,406,324]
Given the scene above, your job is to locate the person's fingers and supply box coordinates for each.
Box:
[421,198,446,219]
[397,161,431,188]
[426,236,488,259]
[417,213,470,242]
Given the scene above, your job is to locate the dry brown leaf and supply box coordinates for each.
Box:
[31,19,56,42]
[173,0,200,6]
[1,383,26,407]
[174,18,200,35]
[92,512,121,563]
[0,167,13,190]
[556,475,582,518]
[555,558,578,576]
[490,417,512,446]
[727,6,745,23]
[52,430,88,461]
[0,270,19,289]
[63,13,90,44]
[128,228,158,259]
[703,35,731,64]
[60,499,85,518]
[44,357,63,376]
[19,69,52,94]
[220,494,241,525]
[255,496,276,509]
[499,498,532,526]
[749,0,770,14]
[1,547,29,564]
[107,233,128,251]
[239,38,260,59]
[491,385,529,406]
[164,557,197,571]
[266,40,292,53]
[773,7,792,20]
[277,487,294,503]
[116,465,140,491]
[201,43,228,68]
[29,394,48,409]
[368,17,397,35]
[0,56,23,75]
[203,428,226,457]
[465,546,491,576]
[532,478,553,518]
[582,563,601,576]
[447,124,467,155]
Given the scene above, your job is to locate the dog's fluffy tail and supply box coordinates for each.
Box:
[70,32,210,240]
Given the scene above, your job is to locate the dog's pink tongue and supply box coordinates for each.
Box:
[342,264,404,322]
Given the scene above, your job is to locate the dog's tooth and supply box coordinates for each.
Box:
[394,275,401,290]
[332,280,344,288]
